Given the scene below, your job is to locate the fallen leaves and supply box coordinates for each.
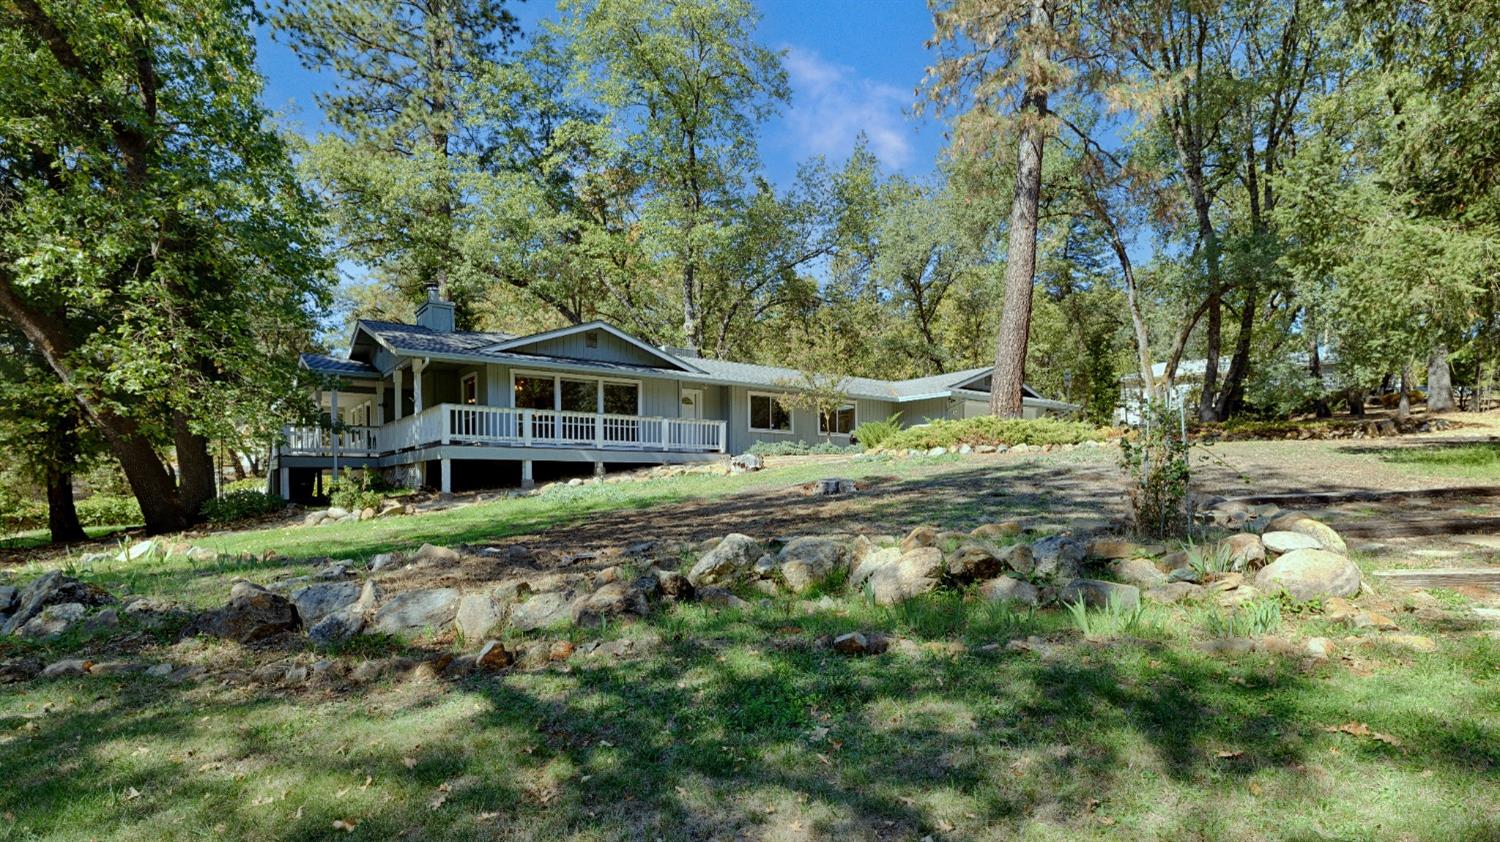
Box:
[1324,722,1401,746]
[332,818,358,833]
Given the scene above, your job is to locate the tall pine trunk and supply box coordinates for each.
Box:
[989,0,1049,418]
[1427,346,1453,412]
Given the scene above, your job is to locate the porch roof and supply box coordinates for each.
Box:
[300,353,381,379]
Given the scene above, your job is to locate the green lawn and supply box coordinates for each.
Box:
[1378,443,1500,481]
[0,523,135,551]
[2,452,1498,839]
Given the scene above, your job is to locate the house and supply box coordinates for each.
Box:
[1115,355,1340,424]
[269,290,1077,501]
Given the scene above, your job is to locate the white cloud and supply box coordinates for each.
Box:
[781,46,915,170]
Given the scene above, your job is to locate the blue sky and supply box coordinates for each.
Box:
[252,0,949,187]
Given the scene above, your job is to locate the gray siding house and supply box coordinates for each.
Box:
[269,292,1076,499]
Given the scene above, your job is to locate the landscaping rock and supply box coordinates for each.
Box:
[867,547,944,605]
[850,547,901,589]
[977,575,1040,607]
[729,453,764,473]
[42,659,91,678]
[411,543,462,565]
[696,586,750,610]
[455,593,507,641]
[1109,557,1167,588]
[687,533,762,586]
[945,540,1008,582]
[1145,582,1204,603]
[1261,530,1322,555]
[198,583,300,643]
[572,582,649,627]
[82,608,119,635]
[971,521,1023,540]
[290,582,362,630]
[1087,537,1143,560]
[833,631,870,655]
[899,526,938,553]
[1265,510,1311,532]
[1219,533,1266,568]
[1058,579,1141,610]
[369,588,460,635]
[18,603,88,639]
[508,591,575,632]
[653,569,695,601]
[475,640,514,671]
[368,552,401,572]
[1281,518,1348,554]
[776,536,850,593]
[1305,637,1335,659]
[2,571,114,636]
[813,478,856,495]
[1030,535,1085,583]
[997,543,1035,575]
[1384,633,1437,653]
[1254,548,1361,602]
[0,656,43,683]
[0,585,15,615]
[308,610,364,648]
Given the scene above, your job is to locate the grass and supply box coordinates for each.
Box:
[1376,442,1500,480]
[0,523,135,551]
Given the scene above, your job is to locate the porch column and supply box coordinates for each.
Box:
[413,358,428,414]
[375,380,386,426]
[329,389,341,481]
[520,459,534,490]
[393,369,404,421]
[279,466,290,498]
[439,458,452,495]
[593,461,605,479]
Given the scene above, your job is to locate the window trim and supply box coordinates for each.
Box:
[819,402,857,437]
[460,372,479,406]
[510,368,642,416]
[747,391,795,434]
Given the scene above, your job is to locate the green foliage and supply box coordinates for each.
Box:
[877,417,1106,451]
[884,592,968,639]
[1203,599,1282,639]
[327,470,392,512]
[850,414,903,449]
[74,496,143,529]
[1066,593,1157,639]
[200,491,288,525]
[745,440,861,457]
[1120,400,1191,538]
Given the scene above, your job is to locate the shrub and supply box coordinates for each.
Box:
[328,469,391,512]
[850,413,902,449]
[222,476,271,495]
[1066,592,1157,639]
[74,495,143,527]
[1186,538,1240,576]
[200,490,287,524]
[877,416,1107,451]
[1203,598,1281,638]
[745,440,861,457]
[0,496,47,533]
[1120,399,1190,537]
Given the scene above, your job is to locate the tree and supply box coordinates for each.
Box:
[926,0,1096,416]
[1,0,328,533]
[565,0,788,353]
[0,328,90,542]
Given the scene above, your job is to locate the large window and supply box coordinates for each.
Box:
[560,378,597,413]
[513,375,554,410]
[820,404,856,436]
[748,392,793,432]
[603,382,638,415]
[512,371,640,415]
[461,373,479,405]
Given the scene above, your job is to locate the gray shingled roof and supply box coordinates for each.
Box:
[357,320,515,355]
[300,353,381,378]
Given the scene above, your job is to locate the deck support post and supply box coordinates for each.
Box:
[393,369,404,421]
[279,466,289,498]
[439,458,452,496]
[329,390,340,482]
[520,459,534,490]
[593,461,605,479]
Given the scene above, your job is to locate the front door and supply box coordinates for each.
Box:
[680,389,703,420]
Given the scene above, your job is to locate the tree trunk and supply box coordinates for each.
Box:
[1427,346,1453,413]
[45,465,86,543]
[173,412,216,517]
[1308,333,1331,418]
[1193,184,1223,423]
[1397,367,1412,420]
[989,0,1049,418]
[226,446,248,482]
[1213,284,1258,419]
[1345,389,1365,418]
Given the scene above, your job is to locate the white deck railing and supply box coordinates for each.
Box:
[279,404,726,458]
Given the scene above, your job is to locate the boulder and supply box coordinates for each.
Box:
[850,547,901,589]
[411,543,462,565]
[687,533,762,586]
[833,632,870,655]
[813,478,856,495]
[42,659,91,678]
[508,591,576,632]
[2,571,114,636]
[977,575,1040,607]
[971,521,1023,540]
[730,453,765,473]
[1058,579,1141,610]
[0,586,16,615]
[997,543,1035,575]
[0,656,43,684]
[696,586,750,610]
[290,582,362,630]
[1284,519,1347,554]
[308,610,364,648]
[1254,549,1361,602]
[1384,633,1437,653]
[653,569,695,601]
[1218,533,1266,568]
[776,536,850,593]
[198,583,300,643]
[1030,535,1085,583]
[572,582,650,627]
[1145,582,1204,604]
[867,547,944,605]
[1087,537,1143,560]
[18,603,88,639]
[945,541,1008,582]
[475,640,514,671]
[369,588,461,635]
[899,526,938,553]
[1109,557,1167,588]
[455,593,507,641]
[1262,531,1322,555]
[1265,510,1311,532]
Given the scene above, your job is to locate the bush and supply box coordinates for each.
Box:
[850,413,902,449]
[746,440,861,457]
[74,495,142,527]
[222,476,271,495]
[877,416,1108,451]
[328,469,390,512]
[200,490,287,524]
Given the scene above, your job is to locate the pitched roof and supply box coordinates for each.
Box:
[356,319,515,356]
[300,353,381,378]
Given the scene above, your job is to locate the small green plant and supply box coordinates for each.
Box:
[885,592,967,639]
[1067,593,1156,639]
[851,413,903,449]
[746,440,861,457]
[970,599,1037,639]
[200,490,287,524]
[1186,538,1240,576]
[1120,398,1191,538]
[877,416,1107,451]
[327,469,392,511]
[1203,598,1282,638]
